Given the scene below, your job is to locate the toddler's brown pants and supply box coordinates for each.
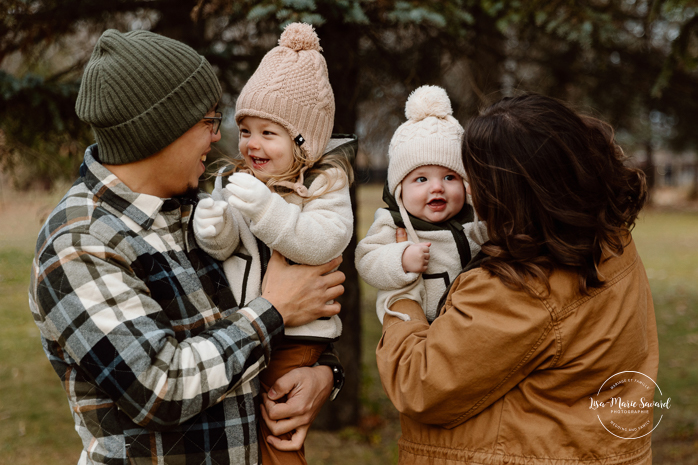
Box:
[259,341,327,465]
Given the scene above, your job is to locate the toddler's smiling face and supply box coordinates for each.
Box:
[238,116,294,182]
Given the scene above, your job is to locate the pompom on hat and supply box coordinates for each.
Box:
[278,22,322,51]
[235,23,335,165]
[387,85,465,195]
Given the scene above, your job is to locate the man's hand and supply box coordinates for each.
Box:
[193,197,228,239]
[260,366,333,451]
[402,242,431,273]
[262,251,344,327]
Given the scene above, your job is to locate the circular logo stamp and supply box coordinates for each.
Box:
[589,371,671,439]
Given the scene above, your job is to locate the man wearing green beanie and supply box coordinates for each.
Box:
[29,29,344,465]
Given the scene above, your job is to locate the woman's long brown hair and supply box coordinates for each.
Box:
[463,94,648,295]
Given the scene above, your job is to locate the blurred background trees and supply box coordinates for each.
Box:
[3,0,698,190]
[2,0,698,428]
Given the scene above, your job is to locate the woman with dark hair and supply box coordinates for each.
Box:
[376,94,657,465]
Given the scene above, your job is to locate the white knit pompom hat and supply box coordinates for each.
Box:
[235,23,335,164]
[387,85,465,194]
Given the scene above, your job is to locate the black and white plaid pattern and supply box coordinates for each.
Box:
[28,145,286,464]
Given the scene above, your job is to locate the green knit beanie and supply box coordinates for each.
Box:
[76,29,222,165]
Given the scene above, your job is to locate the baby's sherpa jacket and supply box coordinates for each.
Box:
[356,184,487,322]
[197,138,355,342]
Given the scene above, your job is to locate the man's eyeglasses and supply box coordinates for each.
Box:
[203,111,222,135]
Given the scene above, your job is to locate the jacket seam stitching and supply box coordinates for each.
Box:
[493,382,506,456]
[446,319,554,428]
[540,298,563,368]
[558,252,639,319]
[529,248,639,369]
[398,436,651,462]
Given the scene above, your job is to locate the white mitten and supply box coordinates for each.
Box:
[193,197,228,239]
[225,172,272,221]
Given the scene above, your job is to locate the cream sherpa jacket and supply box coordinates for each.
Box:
[356,186,487,323]
[196,142,354,342]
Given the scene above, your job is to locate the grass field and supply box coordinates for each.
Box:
[0,183,696,464]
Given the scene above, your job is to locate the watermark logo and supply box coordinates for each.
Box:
[590,371,671,439]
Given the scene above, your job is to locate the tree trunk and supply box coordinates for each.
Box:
[689,161,698,201]
[152,2,207,49]
[313,19,362,430]
[457,11,505,116]
[643,140,656,196]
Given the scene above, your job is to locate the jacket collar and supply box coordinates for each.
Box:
[595,233,639,284]
[81,144,165,231]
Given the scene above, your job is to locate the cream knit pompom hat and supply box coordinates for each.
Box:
[387,85,465,194]
[235,23,335,164]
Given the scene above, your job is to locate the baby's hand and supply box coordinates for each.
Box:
[402,242,431,273]
[194,197,228,239]
[226,172,272,220]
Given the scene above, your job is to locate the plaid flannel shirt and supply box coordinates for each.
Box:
[28,145,286,465]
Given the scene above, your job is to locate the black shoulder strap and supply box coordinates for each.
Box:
[435,250,489,314]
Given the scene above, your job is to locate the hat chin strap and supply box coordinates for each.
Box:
[271,165,310,198]
[378,183,425,323]
[397,180,487,245]
[394,184,420,244]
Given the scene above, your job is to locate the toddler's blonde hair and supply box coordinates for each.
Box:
[223,137,353,202]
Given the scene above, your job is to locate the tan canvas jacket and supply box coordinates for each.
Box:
[377,238,658,465]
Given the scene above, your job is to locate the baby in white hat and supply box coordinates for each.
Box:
[356,85,487,322]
